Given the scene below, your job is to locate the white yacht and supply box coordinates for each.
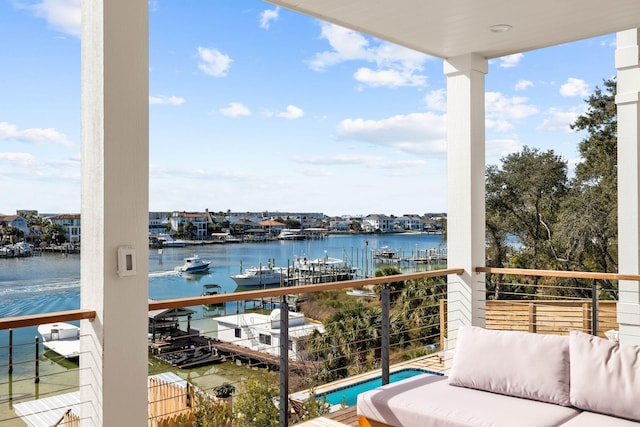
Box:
[176,255,211,273]
[230,265,288,287]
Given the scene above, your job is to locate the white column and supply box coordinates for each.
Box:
[444,53,487,348]
[80,1,149,425]
[616,29,640,346]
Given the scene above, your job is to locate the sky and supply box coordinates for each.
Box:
[0,0,619,217]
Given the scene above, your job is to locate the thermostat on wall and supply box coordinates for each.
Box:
[117,246,137,277]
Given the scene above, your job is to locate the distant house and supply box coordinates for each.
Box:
[328,217,351,231]
[50,214,81,243]
[260,219,286,236]
[213,310,323,362]
[168,212,208,239]
[0,215,30,241]
[149,212,170,235]
[395,215,423,231]
[363,214,394,232]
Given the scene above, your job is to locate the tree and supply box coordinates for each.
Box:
[486,146,568,295]
[0,225,24,243]
[233,372,279,427]
[349,221,363,233]
[44,223,66,244]
[554,79,618,295]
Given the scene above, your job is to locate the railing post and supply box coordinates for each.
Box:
[279,296,289,427]
[34,336,40,384]
[381,286,390,385]
[591,280,599,336]
[8,329,13,374]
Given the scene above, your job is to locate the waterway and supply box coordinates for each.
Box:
[0,233,445,423]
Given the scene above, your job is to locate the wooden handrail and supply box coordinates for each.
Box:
[149,268,464,311]
[0,269,463,330]
[476,267,640,282]
[0,309,96,330]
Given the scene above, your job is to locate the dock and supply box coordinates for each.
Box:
[213,340,317,373]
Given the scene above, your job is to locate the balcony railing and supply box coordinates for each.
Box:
[0,267,635,426]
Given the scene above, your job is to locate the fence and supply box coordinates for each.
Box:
[0,267,636,426]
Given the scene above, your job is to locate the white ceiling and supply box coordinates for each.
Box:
[266,0,640,59]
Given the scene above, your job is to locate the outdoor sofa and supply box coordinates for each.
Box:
[357,326,640,426]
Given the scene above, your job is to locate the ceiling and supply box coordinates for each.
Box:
[266,0,640,59]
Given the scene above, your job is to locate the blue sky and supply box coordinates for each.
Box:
[0,0,618,217]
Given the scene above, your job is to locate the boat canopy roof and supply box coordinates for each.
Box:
[148,307,196,320]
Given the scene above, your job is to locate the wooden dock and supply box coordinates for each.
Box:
[213,340,317,373]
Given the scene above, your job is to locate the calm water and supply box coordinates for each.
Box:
[0,233,445,378]
[319,368,442,407]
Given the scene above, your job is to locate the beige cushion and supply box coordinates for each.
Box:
[357,374,581,427]
[449,326,571,406]
[570,331,640,421]
[560,411,640,427]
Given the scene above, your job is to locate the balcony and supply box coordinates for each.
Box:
[3,0,640,426]
[0,267,634,426]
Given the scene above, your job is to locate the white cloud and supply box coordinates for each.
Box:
[278,105,304,119]
[498,53,524,68]
[514,80,533,91]
[485,119,514,132]
[0,121,74,147]
[197,47,232,77]
[308,23,429,88]
[560,77,589,97]
[486,139,522,158]
[292,154,426,169]
[264,105,304,120]
[149,95,185,105]
[485,92,538,121]
[354,67,426,88]
[260,7,279,29]
[219,102,251,117]
[18,0,81,37]
[423,89,447,112]
[0,152,38,167]
[536,108,581,133]
[335,112,447,154]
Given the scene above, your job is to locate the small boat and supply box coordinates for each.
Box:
[277,229,305,240]
[230,265,288,287]
[202,284,224,308]
[157,233,186,247]
[176,255,211,273]
[374,246,400,260]
[38,322,80,360]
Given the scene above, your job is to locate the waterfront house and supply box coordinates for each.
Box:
[0,215,30,239]
[4,2,639,425]
[394,215,423,232]
[49,214,81,243]
[167,211,209,239]
[260,219,286,236]
[362,214,395,233]
[213,310,324,362]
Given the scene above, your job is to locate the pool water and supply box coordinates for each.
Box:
[318,368,441,407]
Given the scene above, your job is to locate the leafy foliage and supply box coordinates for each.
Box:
[485,78,618,299]
[232,372,279,427]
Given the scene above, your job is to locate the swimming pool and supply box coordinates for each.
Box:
[318,368,442,407]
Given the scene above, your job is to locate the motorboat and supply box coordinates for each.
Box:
[277,229,305,240]
[157,233,186,247]
[37,322,80,359]
[202,284,224,308]
[176,255,210,273]
[230,265,288,287]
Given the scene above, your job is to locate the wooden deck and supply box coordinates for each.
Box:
[294,354,445,427]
